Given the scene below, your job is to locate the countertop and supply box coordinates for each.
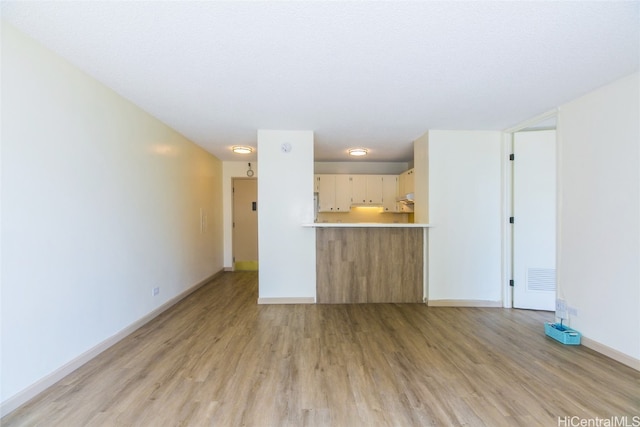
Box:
[302,223,431,228]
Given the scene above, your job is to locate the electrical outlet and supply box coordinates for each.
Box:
[152,287,160,297]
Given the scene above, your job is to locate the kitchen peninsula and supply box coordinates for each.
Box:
[304,223,430,303]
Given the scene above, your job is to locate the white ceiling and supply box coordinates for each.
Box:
[2,1,638,162]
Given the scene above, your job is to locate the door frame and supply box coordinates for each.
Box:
[501,109,558,308]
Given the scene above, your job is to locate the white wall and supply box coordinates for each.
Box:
[257,130,316,302]
[557,73,639,361]
[428,130,503,303]
[1,24,224,409]
[222,161,258,268]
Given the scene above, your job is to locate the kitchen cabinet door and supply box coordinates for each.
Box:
[316,174,336,212]
[382,175,399,212]
[399,169,415,195]
[366,175,384,204]
[351,175,383,205]
[350,175,367,204]
[334,175,352,211]
[404,169,415,194]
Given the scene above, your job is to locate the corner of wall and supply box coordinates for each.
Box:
[257,131,316,299]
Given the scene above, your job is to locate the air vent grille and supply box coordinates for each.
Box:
[527,268,556,292]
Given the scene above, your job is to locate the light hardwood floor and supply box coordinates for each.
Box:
[3,272,639,426]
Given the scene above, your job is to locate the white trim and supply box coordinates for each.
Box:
[501,132,513,308]
[427,300,502,308]
[502,112,558,311]
[0,270,224,418]
[555,109,566,311]
[503,108,558,133]
[582,337,640,371]
[257,297,315,304]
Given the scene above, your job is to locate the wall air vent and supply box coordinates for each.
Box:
[527,268,556,292]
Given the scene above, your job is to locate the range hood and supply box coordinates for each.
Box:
[396,192,415,204]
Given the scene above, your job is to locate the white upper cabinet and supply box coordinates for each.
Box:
[366,175,384,204]
[316,175,336,212]
[316,173,404,212]
[316,174,351,212]
[334,175,352,212]
[351,175,383,205]
[382,175,399,212]
[398,168,415,196]
[350,175,367,204]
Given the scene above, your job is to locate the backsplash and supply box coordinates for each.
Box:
[316,207,410,223]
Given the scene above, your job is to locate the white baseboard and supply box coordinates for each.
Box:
[582,337,640,371]
[427,299,502,307]
[0,269,224,418]
[257,297,315,305]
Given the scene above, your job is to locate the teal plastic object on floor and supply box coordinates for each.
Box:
[545,322,581,345]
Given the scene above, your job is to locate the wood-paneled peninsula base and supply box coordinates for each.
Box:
[311,224,428,303]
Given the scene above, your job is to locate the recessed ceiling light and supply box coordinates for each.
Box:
[348,148,368,157]
[232,146,253,154]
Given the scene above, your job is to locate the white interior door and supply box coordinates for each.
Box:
[513,130,556,310]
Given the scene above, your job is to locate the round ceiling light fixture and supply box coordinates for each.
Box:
[232,146,253,154]
[348,148,368,157]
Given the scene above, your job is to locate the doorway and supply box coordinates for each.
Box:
[512,129,556,310]
[232,178,258,271]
